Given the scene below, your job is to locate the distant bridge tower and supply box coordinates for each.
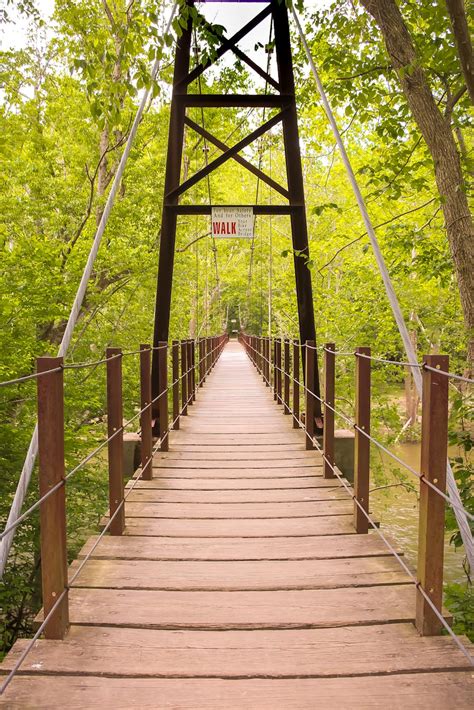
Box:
[152,0,321,423]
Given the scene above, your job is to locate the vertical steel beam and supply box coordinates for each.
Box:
[272,0,321,416]
[151,10,192,422]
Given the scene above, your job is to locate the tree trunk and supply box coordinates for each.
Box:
[360,0,474,367]
[445,0,474,103]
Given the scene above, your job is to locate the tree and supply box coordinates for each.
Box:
[359,0,474,366]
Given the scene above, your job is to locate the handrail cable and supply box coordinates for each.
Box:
[241,337,474,667]
[247,17,273,321]
[0,1,179,576]
[0,339,223,543]
[290,7,473,570]
[319,346,474,384]
[242,338,473,522]
[0,345,171,389]
[0,335,228,695]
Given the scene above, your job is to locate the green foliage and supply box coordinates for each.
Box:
[0,0,472,657]
[444,583,474,642]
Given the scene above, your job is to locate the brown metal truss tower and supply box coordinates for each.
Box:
[151,0,321,421]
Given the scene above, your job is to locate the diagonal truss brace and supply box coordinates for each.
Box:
[178,3,276,90]
[184,116,289,199]
[166,109,287,201]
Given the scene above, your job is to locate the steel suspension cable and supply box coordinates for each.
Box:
[291,7,473,569]
[0,3,179,577]
[247,19,273,328]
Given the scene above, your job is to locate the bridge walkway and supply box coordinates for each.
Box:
[1,341,472,707]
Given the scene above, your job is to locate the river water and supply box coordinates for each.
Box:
[370,442,466,584]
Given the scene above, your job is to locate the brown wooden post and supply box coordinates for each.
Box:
[276,339,282,405]
[305,341,316,450]
[191,340,196,401]
[354,347,371,533]
[106,347,125,536]
[158,342,169,451]
[37,356,69,639]
[172,340,180,430]
[263,338,268,385]
[292,340,300,429]
[273,339,278,401]
[140,345,153,481]
[416,354,449,636]
[186,340,193,406]
[323,343,336,479]
[199,338,205,386]
[181,339,188,415]
[283,338,291,414]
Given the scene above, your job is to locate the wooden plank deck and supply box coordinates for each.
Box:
[1,341,473,708]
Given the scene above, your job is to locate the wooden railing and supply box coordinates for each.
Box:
[3,334,228,642]
[239,332,460,638]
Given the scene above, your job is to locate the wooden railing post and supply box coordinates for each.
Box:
[276,339,282,404]
[172,340,180,430]
[292,340,300,428]
[37,356,69,639]
[323,343,336,479]
[106,347,125,536]
[199,338,205,386]
[186,340,193,406]
[140,344,153,481]
[181,339,188,416]
[191,340,196,401]
[264,338,270,386]
[354,347,370,533]
[283,338,291,414]
[305,341,316,450]
[416,354,449,636]
[158,342,169,451]
[273,339,278,401]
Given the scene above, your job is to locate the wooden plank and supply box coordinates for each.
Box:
[152,460,322,469]
[3,673,473,709]
[156,451,319,460]
[4,624,472,679]
[42,585,417,629]
[119,516,356,537]
[171,434,304,444]
[167,444,308,452]
[124,488,348,503]
[122,501,353,519]
[78,534,399,561]
[68,557,410,591]
[153,466,323,480]
[126,477,339,490]
[179,425,304,433]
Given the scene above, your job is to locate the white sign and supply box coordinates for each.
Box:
[211,207,254,239]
